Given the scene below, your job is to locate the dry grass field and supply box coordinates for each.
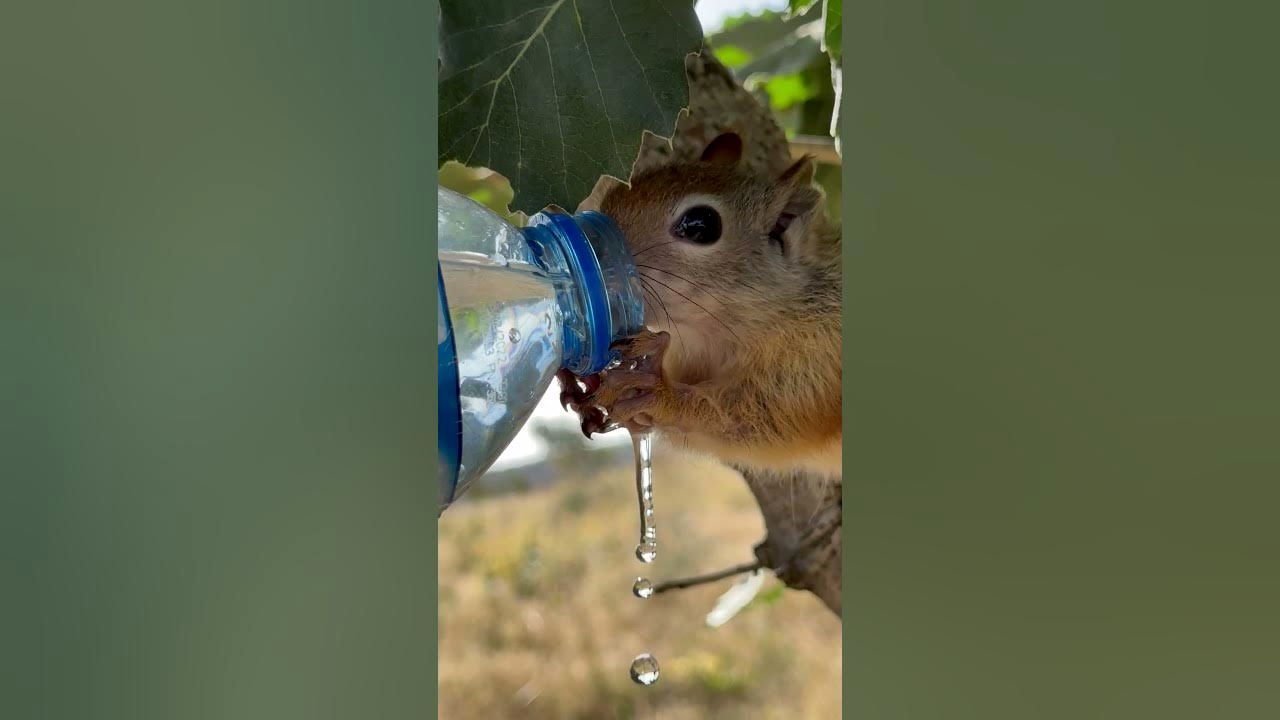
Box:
[438,446,842,719]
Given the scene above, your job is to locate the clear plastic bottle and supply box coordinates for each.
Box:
[438,187,644,513]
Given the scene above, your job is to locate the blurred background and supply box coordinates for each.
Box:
[438,1,843,718]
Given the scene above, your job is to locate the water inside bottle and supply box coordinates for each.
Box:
[439,251,563,499]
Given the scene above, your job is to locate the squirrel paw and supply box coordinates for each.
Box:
[557,330,676,438]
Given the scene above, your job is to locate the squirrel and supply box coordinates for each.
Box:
[558,123,842,482]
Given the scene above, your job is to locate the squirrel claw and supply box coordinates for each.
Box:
[580,406,607,438]
[557,370,603,410]
[555,369,578,408]
[564,329,674,434]
[581,329,674,430]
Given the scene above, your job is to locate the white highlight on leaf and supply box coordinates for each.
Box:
[704,569,765,628]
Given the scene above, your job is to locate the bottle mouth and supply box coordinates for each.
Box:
[574,210,647,338]
[525,210,645,376]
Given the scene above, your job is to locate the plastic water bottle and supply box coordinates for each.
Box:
[437,187,644,513]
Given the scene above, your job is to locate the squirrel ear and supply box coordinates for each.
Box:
[769,155,824,255]
[700,132,743,166]
[778,155,816,191]
[776,155,821,218]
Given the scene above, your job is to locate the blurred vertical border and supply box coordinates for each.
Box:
[2,2,440,718]
[845,2,1280,718]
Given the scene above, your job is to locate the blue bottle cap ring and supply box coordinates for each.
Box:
[528,211,614,375]
[437,264,462,511]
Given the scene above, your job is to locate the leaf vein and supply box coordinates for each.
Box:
[508,76,522,180]
[607,0,663,122]
[572,0,626,172]
[542,33,570,201]
[439,40,525,83]
[462,0,569,165]
[441,5,557,43]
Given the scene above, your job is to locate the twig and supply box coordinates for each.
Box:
[789,135,841,166]
[650,560,764,595]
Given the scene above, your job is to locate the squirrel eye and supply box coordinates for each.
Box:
[671,205,721,245]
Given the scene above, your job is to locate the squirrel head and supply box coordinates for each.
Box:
[597,132,840,367]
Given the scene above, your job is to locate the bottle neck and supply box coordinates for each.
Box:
[522,211,645,376]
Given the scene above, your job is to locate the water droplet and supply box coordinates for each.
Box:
[627,360,638,371]
[508,328,521,343]
[632,577,654,599]
[629,654,660,686]
[635,542,657,563]
[631,430,656,563]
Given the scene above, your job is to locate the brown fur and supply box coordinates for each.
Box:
[590,142,842,481]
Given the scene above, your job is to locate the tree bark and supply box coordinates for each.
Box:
[735,466,842,618]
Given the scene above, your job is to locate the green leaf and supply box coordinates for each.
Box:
[763,72,817,111]
[749,584,786,608]
[823,0,842,62]
[788,0,820,15]
[736,20,824,80]
[709,4,820,59]
[711,44,753,70]
[438,160,524,225]
[717,9,783,34]
[438,1,703,214]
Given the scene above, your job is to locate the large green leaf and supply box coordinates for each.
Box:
[788,0,820,15]
[438,1,703,214]
[824,0,842,62]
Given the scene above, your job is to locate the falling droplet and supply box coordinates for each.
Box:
[508,327,521,343]
[626,432,659,683]
[632,578,654,599]
[635,542,657,563]
[629,654,660,686]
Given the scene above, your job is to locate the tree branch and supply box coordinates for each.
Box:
[651,560,764,595]
[789,135,841,166]
[735,466,842,618]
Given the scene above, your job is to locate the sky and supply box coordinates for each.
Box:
[488,0,789,472]
[487,376,630,472]
[696,0,789,33]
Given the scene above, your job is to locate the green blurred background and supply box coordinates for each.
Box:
[846,2,1280,717]
[2,2,436,718]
